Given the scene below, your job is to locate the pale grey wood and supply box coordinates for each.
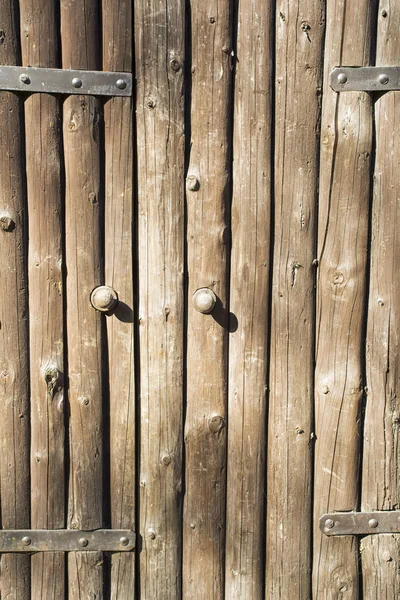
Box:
[134,0,185,597]
[19,0,65,596]
[183,1,233,598]
[266,1,324,597]
[103,0,135,596]
[225,0,272,598]
[313,0,375,596]
[362,2,400,597]
[61,0,104,595]
[0,0,30,596]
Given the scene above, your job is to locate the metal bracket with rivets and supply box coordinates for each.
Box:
[320,512,400,536]
[0,529,135,552]
[0,66,132,96]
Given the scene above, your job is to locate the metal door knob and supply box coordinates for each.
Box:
[90,286,118,312]
[192,288,217,314]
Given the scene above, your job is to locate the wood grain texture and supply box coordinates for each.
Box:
[19,0,65,596]
[183,2,232,598]
[0,1,30,597]
[134,0,185,597]
[61,0,104,596]
[225,0,272,598]
[103,0,135,596]
[266,2,324,598]
[313,1,376,597]
[361,3,400,597]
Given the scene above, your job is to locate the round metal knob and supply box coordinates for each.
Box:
[192,288,217,314]
[90,286,118,312]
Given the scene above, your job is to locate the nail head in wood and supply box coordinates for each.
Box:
[90,285,118,312]
[192,288,217,314]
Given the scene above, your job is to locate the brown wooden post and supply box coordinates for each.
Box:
[362,3,400,597]
[313,1,376,596]
[225,0,272,598]
[266,1,324,597]
[134,0,185,597]
[103,0,135,596]
[0,1,30,597]
[60,0,104,595]
[183,1,233,598]
[19,0,65,597]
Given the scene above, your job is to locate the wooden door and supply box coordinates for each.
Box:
[0,0,399,599]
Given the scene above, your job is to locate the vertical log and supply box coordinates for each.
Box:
[135,0,185,597]
[0,1,30,597]
[103,0,135,597]
[362,3,400,597]
[313,1,376,597]
[266,1,324,598]
[60,0,104,596]
[183,1,232,598]
[19,0,65,597]
[225,0,272,598]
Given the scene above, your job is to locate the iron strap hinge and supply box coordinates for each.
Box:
[0,66,132,97]
[0,529,135,552]
[330,67,400,92]
[320,512,400,536]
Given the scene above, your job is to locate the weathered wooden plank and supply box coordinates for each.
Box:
[266,2,324,598]
[225,1,272,598]
[19,0,65,597]
[0,1,30,597]
[60,0,104,596]
[134,0,185,597]
[103,0,135,596]
[361,4,400,597]
[313,1,376,597]
[183,2,232,598]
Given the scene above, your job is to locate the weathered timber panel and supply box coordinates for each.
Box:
[225,0,272,598]
[1,1,400,599]
[362,2,400,597]
[135,0,185,597]
[20,0,66,597]
[61,0,104,595]
[183,1,233,598]
[266,2,324,598]
[103,0,135,596]
[0,1,31,597]
[313,0,376,597]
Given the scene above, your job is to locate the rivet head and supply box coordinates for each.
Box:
[116,79,127,90]
[368,518,379,529]
[90,286,118,312]
[119,536,129,546]
[325,519,335,529]
[379,73,389,85]
[72,77,83,88]
[147,529,156,540]
[337,73,347,84]
[78,537,89,547]
[21,536,31,546]
[192,288,217,314]
[20,74,30,84]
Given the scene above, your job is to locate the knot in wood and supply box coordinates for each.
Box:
[208,415,225,434]
[0,215,14,231]
[161,452,171,466]
[170,58,181,72]
[186,175,200,191]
